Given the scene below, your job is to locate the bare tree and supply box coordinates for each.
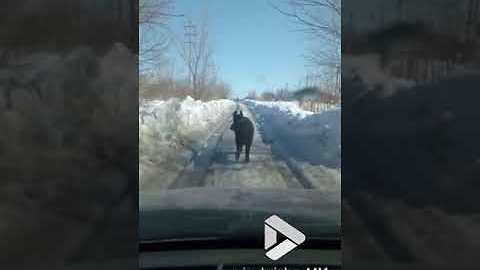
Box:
[261,91,276,101]
[139,0,178,72]
[139,0,175,26]
[247,90,258,100]
[271,0,341,92]
[275,88,292,100]
[271,0,340,39]
[204,79,231,99]
[174,16,215,99]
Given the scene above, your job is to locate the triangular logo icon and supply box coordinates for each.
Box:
[264,215,306,260]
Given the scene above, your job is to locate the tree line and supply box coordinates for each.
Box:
[247,86,340,112]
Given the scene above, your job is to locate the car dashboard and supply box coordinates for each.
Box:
[139,237,341,270]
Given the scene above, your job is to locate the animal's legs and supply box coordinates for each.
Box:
[235,144,243,161]
[245,144,251,162]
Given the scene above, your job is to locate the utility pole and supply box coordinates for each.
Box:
[184,20,197,90]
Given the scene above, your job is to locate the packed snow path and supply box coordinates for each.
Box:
[169,104,308,189]
[204,105,306,189]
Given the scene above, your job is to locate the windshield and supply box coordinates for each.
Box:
[139,0,341,252]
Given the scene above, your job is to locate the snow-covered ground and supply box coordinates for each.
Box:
[245,100,341,192]
[140,97,341,193]
[245,100,340,167]
[139,96,236,190]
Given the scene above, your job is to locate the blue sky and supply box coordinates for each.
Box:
[163,0,328,97]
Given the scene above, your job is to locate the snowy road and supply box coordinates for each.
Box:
[139,98,341,193]
[203,106,305,189]
[169,105,309,189]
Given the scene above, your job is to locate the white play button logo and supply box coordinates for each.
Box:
[264,215,306,260]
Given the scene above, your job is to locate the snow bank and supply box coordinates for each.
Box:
[139,97,235,190]
[245,100,341,170]
[246,99,338,118]
[245,100,315,119]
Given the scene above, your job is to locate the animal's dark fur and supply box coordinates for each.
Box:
[230,110,254,162]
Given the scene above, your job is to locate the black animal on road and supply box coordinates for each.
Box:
[230,110,254,162]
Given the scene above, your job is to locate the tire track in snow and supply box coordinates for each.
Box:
[168,112,233,189]
[245,103,317,189]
